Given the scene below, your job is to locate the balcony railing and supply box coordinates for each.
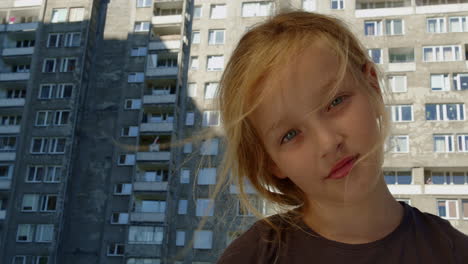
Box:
[2,47,34,56]
[152,15,182,25]
[143,94,176,105]
[140,122,174,133]
[136,151,171,161]
[0,210,6,219]
[146,67,178,77]
[13,0,43,7]
[0,152,16,161]
[0,98,26,107]
[149,39,181,50]
[133,182,168,192]
[130,212,165,222]
[6,22,39,31]
[0,72,30,81]
[0,125,21,134]
[0,179,12,189]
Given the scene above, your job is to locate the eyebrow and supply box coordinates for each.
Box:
[263,77,338,139]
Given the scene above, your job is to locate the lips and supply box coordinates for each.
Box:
[327,154,359,179]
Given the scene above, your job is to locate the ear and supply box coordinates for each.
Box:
[361,62,381,97]
[269,160,288,179]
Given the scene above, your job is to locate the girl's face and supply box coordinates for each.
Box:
[250,39,384,205]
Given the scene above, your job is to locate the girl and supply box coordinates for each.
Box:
[215,10,468,263]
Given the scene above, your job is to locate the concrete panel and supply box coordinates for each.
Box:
[388,185,423,195]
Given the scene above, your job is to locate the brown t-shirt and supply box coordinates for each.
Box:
[217,202,468,264]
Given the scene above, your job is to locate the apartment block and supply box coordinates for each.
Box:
[0,0,465,263]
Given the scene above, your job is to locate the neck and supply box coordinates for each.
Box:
[301,178,404,244]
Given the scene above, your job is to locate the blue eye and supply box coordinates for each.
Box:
[328,95,348,111]
[281,129,298,145]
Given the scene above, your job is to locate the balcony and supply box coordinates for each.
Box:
[0,152,16,161]
[0,72,30,81]
[0,98,25,107]
[140,122,174,133]
[0,125,20,134]
[146,67,178,77]
[136,151,171,162]
[133,181,168,192]
[143,94,176,105]
[152,15,182,26]
[387,184,422,195]
[0,210,5,219]
[2,47,34,56]
[13,0,43,7]
[149,35,181,50]
[130,212,165,222]
[416,1,468,14]
[6,22,38,32]
[424,185,468,195]
[0,179,12,189]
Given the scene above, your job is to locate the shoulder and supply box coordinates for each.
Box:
[216,214,286,264]
[406,204,468,261]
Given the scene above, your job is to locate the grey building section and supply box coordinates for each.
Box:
[0,0,465,264]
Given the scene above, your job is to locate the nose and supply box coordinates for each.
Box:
[309,120,344,159]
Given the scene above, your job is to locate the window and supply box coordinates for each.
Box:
[194,6,202,19]
[433,134,455,152]
[241,2,273,17]
[207,55,224,71]
[192,31,200,44]
[331,0,344,9]
[427,17,446,33]
[36,257,49,264]
[431,74,450,91]
[0,136,16,151]
[364,20,382,36]
[13,256,26,264]
[64,32,81,47]
[195,199,214,216]
[458,135,468,152]
[385,19,404,35]
[185,112,195,126]
[190,56,199,70]
[39,84,73,99]
[423,45,462,62]
[188,83,197,97]
[389,47,414,63]
[237,199,256,216]
[128,226,164,244]
[183,143,192,154]
[176,231,185,246]
[35,224,54,242]
[448,16,468,32]
[178,200,187,214]
[208,30,225,45]
[383,171,412,184]
[128,72,144,83]
[137,0,152,8]
[118,154,135,165]
[368,49,382,64]
[107,243,125,256]
[69,7,85,22]
[429,171,468,185]
[17,224,34,242]
[389,105,413,122]
[202,111,220,126]
[200,138,219,155]
[30,137,65,154]
[42,59,56,73]
[198,168,216,185]
[437,200,459,219]
[180,169,190,183]
[47,33,62,47]
[425,103,465,121]
[35,111,51,126]
[210,4,226,19]
[130,47,147,57]
[124,99,142,110]
[121,126,139,137]
[387,135,409,153]
[462,200,468,219]
[50,138,66,153]
[53,111,70,126]
[388,75,407,92]
[114,183,132,195]
[0,164,12,180]
[0,115,21,126]
[134,21,150,32]
[204,82,219,99]
[193,230,213,249]
[22,194,39,211]
[303,0,316,11]
[40,195,57,212]
[51,8,67,23]
[453,73,468,91]
[60,58,77,72]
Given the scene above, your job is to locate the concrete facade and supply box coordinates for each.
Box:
[0,0,465,263]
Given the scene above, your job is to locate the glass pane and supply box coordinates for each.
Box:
[446,104,457,120]
[397,171,412,184]
[438,201,446,217]
[453,173,466,184]
[432,172,445,184]
[402,106,412,121]
[425,104,436,120]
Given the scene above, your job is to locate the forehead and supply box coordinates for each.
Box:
[250,40,341,135]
